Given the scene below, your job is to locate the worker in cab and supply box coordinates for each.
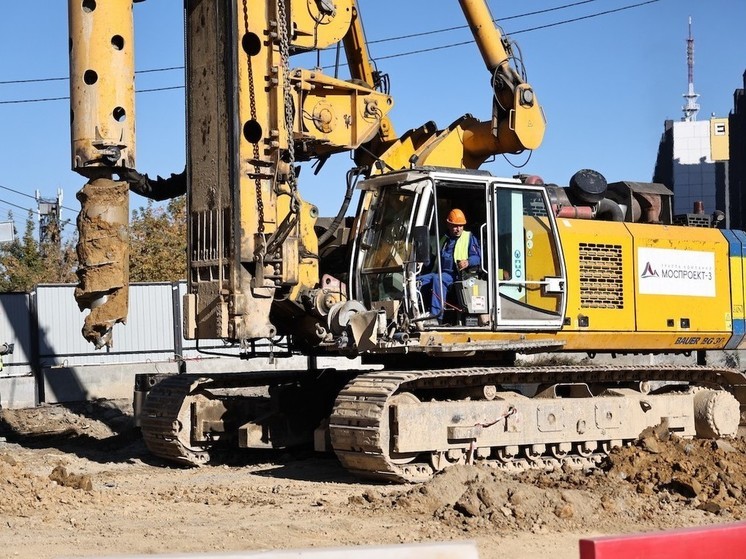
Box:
[419,208,481,323]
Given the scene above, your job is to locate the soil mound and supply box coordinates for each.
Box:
[0,453,98,518]
[352,434,746,533]
[605,435,746,515]
[0,400,131,440]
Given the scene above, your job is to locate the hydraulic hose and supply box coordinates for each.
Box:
[318,167,364,247]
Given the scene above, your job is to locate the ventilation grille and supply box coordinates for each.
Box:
[673,213,711,228]
[578,243,624,309]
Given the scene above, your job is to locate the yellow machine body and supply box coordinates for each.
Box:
[172,0,397,341]
[558,220,732,349]
[409,218,743,354]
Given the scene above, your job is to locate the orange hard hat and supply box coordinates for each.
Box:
[446,208,467,225]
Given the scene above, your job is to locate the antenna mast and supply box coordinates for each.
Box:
[682,16,700,121]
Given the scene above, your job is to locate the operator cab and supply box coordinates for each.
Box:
[350,168,567,332]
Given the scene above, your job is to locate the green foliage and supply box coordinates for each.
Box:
[0,195,187,292]
[0,211,77,292]
[129,196,187,282]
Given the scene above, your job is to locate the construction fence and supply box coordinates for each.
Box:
[0,282,341,409]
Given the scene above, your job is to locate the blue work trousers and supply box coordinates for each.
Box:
[419,271,456,319]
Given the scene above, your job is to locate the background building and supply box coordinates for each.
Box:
[729,71,746,229]
[653,118,729,225]
[652,19,730,227]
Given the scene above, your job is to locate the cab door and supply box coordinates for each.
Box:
[490,182,567,329]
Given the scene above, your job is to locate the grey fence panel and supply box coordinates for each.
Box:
[174,283,367,374]
[36,284,88,365]
[36,283,177,366]
[110,283,177,356]
[0,292,33,377]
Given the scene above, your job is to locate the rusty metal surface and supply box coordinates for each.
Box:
[74,179,130,349]
[140,370,314,465]
[140,374,213,466]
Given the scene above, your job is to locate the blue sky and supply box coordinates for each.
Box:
[0,0,744,237]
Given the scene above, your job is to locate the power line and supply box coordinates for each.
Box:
[0,3,602,87]
[0,0,661,105]
[0,184,78,213]
[367,0,601,45]
[0,200,30,216]
[0,95,69,105]
[0,197,33,214]
[506,0,660,36]
[0,183,41,202]
[0,187,80,236]
[0,198,73,232]
[0,85,185,106]
[138,85,184,94]
[0,75,67,86]
[0,65,184,87]
[372,0,662,62]
[0,202,26,215]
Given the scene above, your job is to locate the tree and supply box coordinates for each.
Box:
[0,211,77,292]
[129,196,187,282]
[0,195,187,291]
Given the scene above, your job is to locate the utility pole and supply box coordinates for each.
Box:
[35,188,63,248]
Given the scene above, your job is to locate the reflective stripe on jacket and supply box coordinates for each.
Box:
[439,231,472,274]
[453,231,471,262]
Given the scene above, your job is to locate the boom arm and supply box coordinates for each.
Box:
[460,0,545,153]
[68,0,545,349]
[342,3,396,142]
[359,0,545,173]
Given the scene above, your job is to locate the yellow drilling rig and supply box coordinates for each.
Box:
[68,0,746,482]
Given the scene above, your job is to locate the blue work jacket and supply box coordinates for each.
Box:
[439,231,481,278]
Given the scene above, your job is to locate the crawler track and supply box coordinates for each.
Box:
[329,364,746,482]
[140,365,746,480]
[140,375,212,466]
[140,370,311,466]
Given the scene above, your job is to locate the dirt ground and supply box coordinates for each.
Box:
[1,400,746,559]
